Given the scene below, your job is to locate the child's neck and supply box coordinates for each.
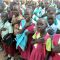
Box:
[40,31,46,37]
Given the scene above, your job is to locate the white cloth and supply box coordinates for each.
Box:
[46,23,57,34]
[1,21,13,38]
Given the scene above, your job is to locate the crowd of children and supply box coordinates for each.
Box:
[0,1,60,60]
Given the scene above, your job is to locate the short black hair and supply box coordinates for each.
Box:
[47,15,54,20]
[12,7,19,17]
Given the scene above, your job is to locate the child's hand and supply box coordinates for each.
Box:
[37,37,44,43]
[31,40,36,44]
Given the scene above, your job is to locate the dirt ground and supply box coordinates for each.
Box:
[0,51,20,60]
[0,51,5,60]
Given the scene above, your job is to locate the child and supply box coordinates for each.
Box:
[45,15,57,59]
[1,13,16,60]
[12,10,27,60]
[46,15,58,35]
[11,9,24,25]
[29,18,50,60]
[14,9,34,60]
[19,10,34,60]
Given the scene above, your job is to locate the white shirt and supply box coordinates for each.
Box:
[1,21,13,38]
[47,23,57,34]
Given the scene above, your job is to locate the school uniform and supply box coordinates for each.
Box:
[33,7,42,18]
[29,31,44,60]
[29,32,53,60]
[52,34,60,60]
[46,23,58,35]
[1,21,16,56]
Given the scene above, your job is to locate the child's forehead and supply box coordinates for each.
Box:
[47,15,54,20]
[37,19,46,24]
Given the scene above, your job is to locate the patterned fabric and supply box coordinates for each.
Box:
[16,19,27,51]
[32,14,39,22]
[46,23,57,35]
[16,30,28,51]
[33,7,42,17]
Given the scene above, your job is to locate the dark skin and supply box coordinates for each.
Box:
[31,19,53,60]
[47,16,55,36]
[48,17,54,25]
[24,11,33,35]
[14,11,32,35]
[12,11,25,34]
[32,19,47,44]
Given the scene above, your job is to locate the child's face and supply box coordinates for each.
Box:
[14,24,19,29]
[48,18,54,25]
[37,20,46,32]
[25,13,31,22]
